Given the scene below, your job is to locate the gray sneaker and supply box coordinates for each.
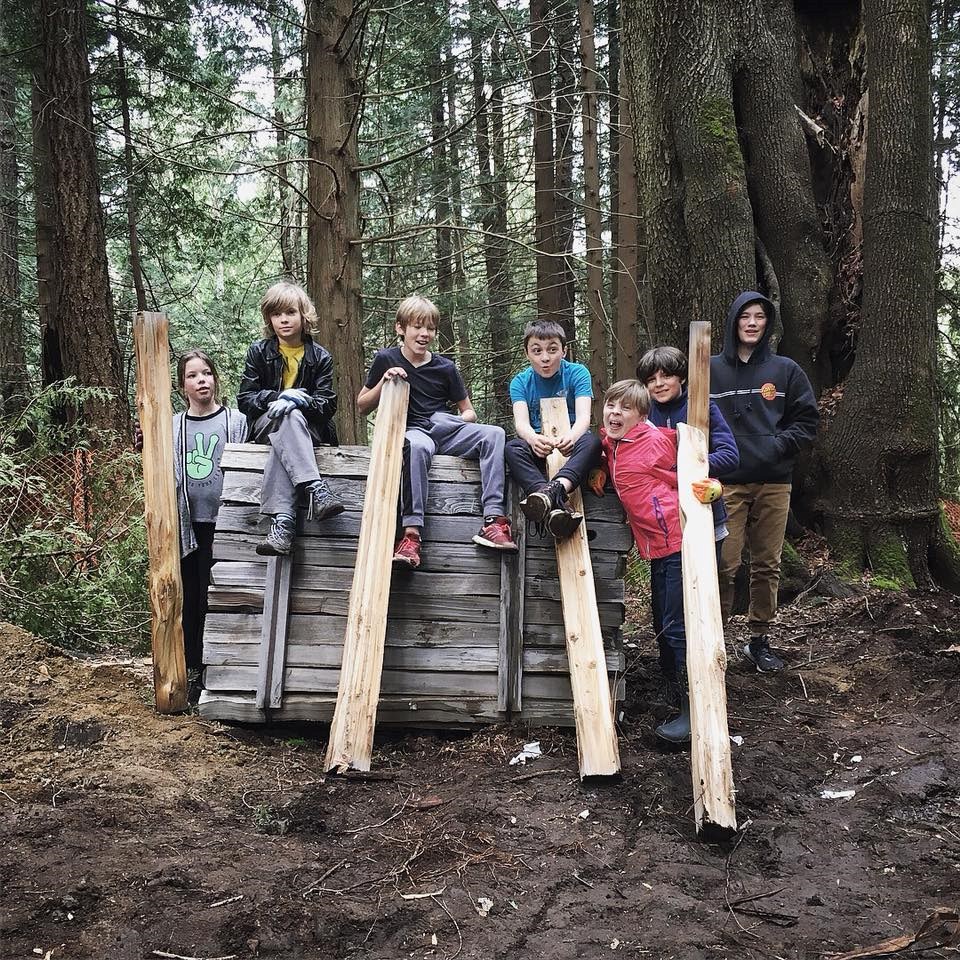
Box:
[302,478,345,522]
[743,635,785,673]
[256,515,296,556]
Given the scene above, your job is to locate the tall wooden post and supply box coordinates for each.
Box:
[134,311,187,714]
[325,378,410,772]
[541,397,621,780]
[679,321,736,838]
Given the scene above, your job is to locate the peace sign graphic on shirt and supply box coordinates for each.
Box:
[186,432,220,481]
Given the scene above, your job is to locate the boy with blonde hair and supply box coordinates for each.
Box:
[238,281,344,556]
[358,295,517,568]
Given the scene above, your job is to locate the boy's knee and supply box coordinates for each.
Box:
[479,423,505,449]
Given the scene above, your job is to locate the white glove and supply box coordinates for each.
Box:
[267,398,295,421]
[280,388,310,409]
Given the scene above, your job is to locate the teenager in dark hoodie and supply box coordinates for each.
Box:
[709,292,819,672]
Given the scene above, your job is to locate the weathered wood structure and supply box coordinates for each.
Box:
[199,443,631,727]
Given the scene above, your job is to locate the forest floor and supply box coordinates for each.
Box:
[1,587,959,960]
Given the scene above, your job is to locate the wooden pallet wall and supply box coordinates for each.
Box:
[199,443,630,727]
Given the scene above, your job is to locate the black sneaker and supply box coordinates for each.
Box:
[256,515,296,556]
[302,478,345,522]
[743,635,785,673]
[546,502,583,539]
[520,480,565,524]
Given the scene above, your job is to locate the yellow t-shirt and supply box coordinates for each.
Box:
[278,343,305,390]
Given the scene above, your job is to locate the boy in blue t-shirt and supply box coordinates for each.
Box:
[504,320,601,538]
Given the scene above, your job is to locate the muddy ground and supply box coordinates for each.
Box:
[1,588,959,960]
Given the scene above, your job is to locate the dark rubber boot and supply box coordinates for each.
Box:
[655,674,691,745]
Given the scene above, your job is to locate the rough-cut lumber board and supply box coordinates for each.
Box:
[204,612,500,648]
[210,560,501,599]
[207,640,500,671]
[325,379,409,773]
[208,665,500,698]
[521,673,626,702]
[678,317,737,840]
[221,443,482,482]
[525,576,624,603]
[523,623,620,649]
[215,503,635,551]
[221,470,484,516]
[200,691,503,726]
[523,597,624,628]
[540,398,621,779]
[208,585,504,622]
[255,555,292,709]
[134,311,187,714]
[213,533,501,575]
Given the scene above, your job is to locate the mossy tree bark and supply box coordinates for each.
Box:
[622,0,959,590]
[820,0,945,589]
[306,0,365,445]
[621,0,831,358]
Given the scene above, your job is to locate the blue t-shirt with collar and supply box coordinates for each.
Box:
[508,359,593,432]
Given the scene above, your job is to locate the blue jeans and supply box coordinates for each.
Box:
[652,538,725,677]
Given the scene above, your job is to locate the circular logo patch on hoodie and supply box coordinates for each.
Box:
[760,382,777,401]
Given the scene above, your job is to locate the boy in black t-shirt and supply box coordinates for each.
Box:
[358,295,518,568]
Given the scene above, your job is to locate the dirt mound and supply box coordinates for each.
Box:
[1,592,959,960]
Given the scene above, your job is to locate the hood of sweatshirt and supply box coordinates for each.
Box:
[722,291,776,363]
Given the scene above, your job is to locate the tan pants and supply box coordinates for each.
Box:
[719,483,792,634]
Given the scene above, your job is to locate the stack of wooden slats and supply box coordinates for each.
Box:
[199,443,630,727]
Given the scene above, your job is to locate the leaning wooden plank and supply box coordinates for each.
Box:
[677,319,737,840]
[221,443,482,482]
[540,397,621,780]
[134,311,187,714]
[325,379,410,773]
[255,555,293,710]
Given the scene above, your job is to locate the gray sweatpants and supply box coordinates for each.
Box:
[401,411,506,528]
[251,410,321,516]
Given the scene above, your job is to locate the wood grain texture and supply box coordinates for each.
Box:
[134,311,187,714]
[677,419,737,839]
[220,442,482,482]
[325,379,409,772]
[541,397,621,779]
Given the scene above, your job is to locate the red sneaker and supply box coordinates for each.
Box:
[473,516,519,552]
[393,533,422,568]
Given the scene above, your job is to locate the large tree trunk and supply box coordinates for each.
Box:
[820,0,941,588]
[428,2,455,354]
[553,1,578,340]
[270,6,296,280]
[0,13,28,413]
[38,0,126,435]
[32,78,62,391]
[115,12,148,313]
[735,0,832,385]
[306,0,365,444]
[530,0,560,325]
[579,0,607,412]
[469,1,512,423]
